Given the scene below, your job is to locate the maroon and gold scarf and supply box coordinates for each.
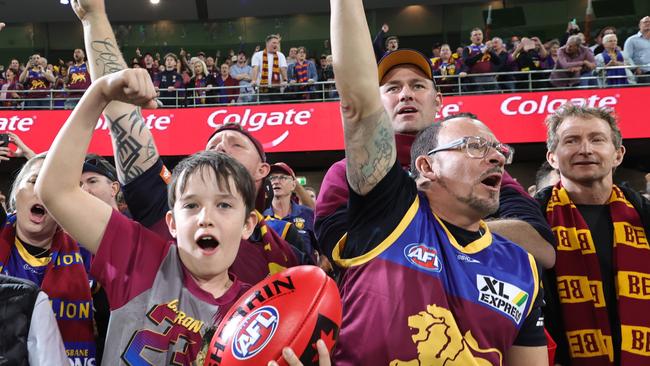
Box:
[547,184,650,365]
[0,215,96,363]
[260,49,280,86]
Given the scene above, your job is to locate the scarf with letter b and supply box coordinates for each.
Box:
[547,184,650,366]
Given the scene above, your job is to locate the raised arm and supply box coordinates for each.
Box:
[71,0,159,184]
[331,0,395,196]
[36,69,157,254]
[18,62,29,83]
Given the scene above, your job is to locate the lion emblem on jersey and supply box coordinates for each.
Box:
[70,72,87,84]
[293,217,305,230]
[390,304,502,366]
[31,79,46,89]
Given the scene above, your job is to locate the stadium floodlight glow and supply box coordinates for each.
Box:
[60,0,69,4]
[150,0,160,4]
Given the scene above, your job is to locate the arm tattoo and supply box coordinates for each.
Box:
[108,110,157,183]
[129,109,157,164]
[345,110,395,195]
[91,38,126,76]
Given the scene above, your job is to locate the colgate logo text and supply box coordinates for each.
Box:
[207,108,312,132]
[0,116,35,132]
[500,94,618,116]
[94,114,173,131]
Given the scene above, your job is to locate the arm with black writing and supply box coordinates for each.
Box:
[331,0,395,196]
[71,0,159,185]
[36,69,158,254]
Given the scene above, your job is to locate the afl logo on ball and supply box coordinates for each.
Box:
[404,243,442,272]
[232,305,280,360]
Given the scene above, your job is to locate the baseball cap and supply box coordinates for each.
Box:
[269,162,295,178]
[82,154,118,182]
[207,123,266,162]
[377,49,435,85]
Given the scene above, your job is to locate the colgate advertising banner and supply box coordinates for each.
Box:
[1,87,648,156]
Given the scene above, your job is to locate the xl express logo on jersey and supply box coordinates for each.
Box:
[476,275,528,323]
[404,243,442,272]
[232,306,280,360]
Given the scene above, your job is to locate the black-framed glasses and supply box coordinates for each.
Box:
[427,136,514,164]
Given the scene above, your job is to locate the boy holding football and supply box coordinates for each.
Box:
[36,68,329,365]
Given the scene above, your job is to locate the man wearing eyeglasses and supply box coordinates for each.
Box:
[329,0,548,364]
[317,28,555,277]
[263,162,317,262]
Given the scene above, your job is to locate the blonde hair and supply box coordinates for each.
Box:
[9,152,47,212]
[191,59,208,78]
[602,34,617,44]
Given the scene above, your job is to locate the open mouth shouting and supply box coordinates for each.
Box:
[479,172,502,192]
[29,204,47,224]
[195,234,220,255]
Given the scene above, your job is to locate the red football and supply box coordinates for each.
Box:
[204,265,342,366]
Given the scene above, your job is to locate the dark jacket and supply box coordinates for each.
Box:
[0,275,39,366]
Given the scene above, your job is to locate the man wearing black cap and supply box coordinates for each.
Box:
[71,0,306,285]
[81,153,119,210]
[80,153,117,365]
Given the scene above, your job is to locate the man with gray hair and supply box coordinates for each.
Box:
[550,35,596,87]
[537,104,650,366]
[623,16,650,85]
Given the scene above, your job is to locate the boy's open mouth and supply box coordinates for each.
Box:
[196,235,220,250]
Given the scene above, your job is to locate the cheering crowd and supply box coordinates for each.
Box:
[2,14,650,109]
[1,0,650,365]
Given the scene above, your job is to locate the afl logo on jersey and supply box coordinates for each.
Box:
[232,305,280,360]
[404,243,442,272]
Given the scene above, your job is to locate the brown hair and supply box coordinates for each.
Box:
[167,151,256,219]
[545,104,622,152]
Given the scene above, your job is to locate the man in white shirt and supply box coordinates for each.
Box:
[251,34,289,101]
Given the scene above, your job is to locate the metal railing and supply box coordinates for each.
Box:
[1,64,648,110]
[432,64,649,96]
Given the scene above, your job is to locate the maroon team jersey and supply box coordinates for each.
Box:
[91,210,249,365]
[67,63,91,92]
[332,162,543,365]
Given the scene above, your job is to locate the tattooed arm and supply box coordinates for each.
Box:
[72,0,159,184]
[37,69,158,254]
[330,0,395,196]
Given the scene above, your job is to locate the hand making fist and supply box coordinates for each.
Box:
[99,68,159,109]
[71,0,107,21]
